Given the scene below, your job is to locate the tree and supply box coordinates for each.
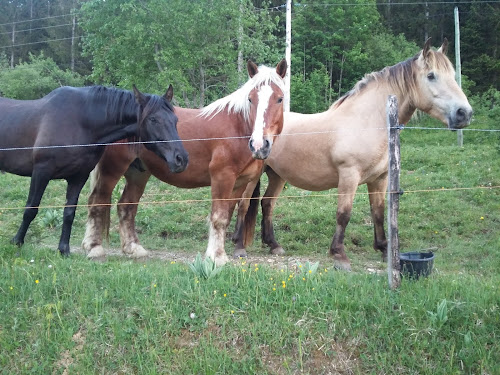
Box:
[80,0,281,107]
[290,0,385,111]
[0,0,90,76]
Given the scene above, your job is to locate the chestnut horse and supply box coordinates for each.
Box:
[82,60,287,265]
[232,39,472,270]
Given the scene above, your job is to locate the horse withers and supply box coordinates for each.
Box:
[232,39,472,270]
[82,60,287,265]
[0,85,188,256]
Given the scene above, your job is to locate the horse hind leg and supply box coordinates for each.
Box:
[232,178,260,259]
[117,167,152,258]
[83,162,121,258]
[12,170,51,248]
[261,168,286,255]
[58,175,89,256]
[367,178,388,261]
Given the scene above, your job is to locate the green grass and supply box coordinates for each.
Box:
[0,113,499,373]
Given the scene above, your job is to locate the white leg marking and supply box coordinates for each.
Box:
[205,218,229,266]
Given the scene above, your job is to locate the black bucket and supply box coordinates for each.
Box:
[400,251,435,279]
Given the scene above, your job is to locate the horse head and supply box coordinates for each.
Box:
[413,38,473,129]
[133,85,189,173]
[246,59,287,159]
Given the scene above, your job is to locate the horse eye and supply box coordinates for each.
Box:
[277,97,283,104]
[427,72,436,81]
[248,97,252,104]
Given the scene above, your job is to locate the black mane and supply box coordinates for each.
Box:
[87,86,174,125]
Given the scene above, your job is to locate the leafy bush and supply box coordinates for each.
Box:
[0,52,84,100]
[469,87,500,121]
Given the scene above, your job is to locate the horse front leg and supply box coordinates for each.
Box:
[206,171,244,266]
[330,175,359,271]
[260,168,287,255]
[117,167,152,258]
[12,169,50,248]
[58,175,89,256]
[367,177,388,262]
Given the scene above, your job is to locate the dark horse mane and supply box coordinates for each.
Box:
[87,86,174,125]
[331,47,454,110]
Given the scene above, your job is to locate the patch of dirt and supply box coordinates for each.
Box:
[53,329,86,375]
[69,245,337,272]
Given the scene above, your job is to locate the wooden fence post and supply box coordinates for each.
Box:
[387,95,401,289]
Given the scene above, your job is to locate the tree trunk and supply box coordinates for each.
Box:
[10,21,15,68]
[199,64,205,108]
[154,44,163,72]
[71,14,77,72]
[338,52,346,97]
[237,0,243,84]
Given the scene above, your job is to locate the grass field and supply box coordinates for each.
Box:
[0,112,499,374]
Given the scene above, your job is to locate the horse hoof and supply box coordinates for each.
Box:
[332,254,352,271]
[270,247,285,256]
[334,260,352,271]
[214,254,229,267]
[125,243,149,258]
[11,238,23,247]
[87,245,106,259]
[233,248,247,259]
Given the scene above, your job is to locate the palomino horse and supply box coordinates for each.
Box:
[0,85,188,256]
[232,39,472,270]
[82,60,287,265]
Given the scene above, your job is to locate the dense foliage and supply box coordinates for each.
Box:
[0,0,498,111]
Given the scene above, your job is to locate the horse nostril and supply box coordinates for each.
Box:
[456,107,472,123]
[263,139,270,149]
[176,153,184,166]
[248,139,254,151]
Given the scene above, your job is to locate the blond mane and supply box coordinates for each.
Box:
[331,48,455,110]
[199,65,285,122]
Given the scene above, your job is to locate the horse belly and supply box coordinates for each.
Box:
[0,150,34,176]
[140,148,212,189]
[267,155,340,191]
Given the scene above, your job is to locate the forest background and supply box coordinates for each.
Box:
[0,0,499,116]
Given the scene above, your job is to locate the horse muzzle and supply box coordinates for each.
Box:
[168,149,189,173]
[249,138,272,160]
[448,105,473,130]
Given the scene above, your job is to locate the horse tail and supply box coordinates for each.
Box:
[243,179,261,247]
[88,167,111,243]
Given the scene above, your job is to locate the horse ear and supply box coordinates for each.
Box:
[247,60,259,78]
[437,38,449,55]
[133,84,147,107]
[276,59,287,79]
[164,84,174,103]
[422,38,432,59]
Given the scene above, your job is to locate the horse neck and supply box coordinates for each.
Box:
[360,80,417,125]
[85,88,140,142]
[392,88,417,125]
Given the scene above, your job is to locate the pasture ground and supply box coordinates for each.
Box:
[1,114,499,374]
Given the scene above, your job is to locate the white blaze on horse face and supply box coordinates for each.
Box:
[251,84,273,151]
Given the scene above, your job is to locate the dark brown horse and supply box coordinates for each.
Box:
[0,85,188,256]
[82,60,287,265]
[232,39,472,270]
